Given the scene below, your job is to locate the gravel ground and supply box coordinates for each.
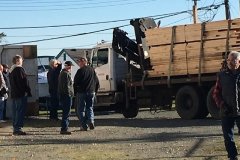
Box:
[0,109,238,160]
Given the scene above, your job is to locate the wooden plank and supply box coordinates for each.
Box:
[145,18,240,47]
[205,20,228,31]
[145,18,240,77]
[145,26,186,45]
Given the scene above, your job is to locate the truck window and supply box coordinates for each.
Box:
[92,48,108,68]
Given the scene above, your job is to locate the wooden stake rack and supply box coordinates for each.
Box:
[145,19,240,78]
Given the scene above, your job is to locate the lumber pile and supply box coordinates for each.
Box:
[145,19,240,77]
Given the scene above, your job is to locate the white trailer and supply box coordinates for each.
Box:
[0,45,38,117]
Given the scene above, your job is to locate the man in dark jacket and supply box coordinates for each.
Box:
[47,59,61,120]
[9,55,31,135]
[58,61,74,135]
[213,51,240,160]
[2,64,9,120]
[74,57,99,131]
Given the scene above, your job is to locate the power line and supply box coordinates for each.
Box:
[0,0,142,7]
[4,24,129,46]
[162,16,193,27]
[0,19,131,30]
[0,3,222,30]
[2,2,225,46]
[0,11,188,30]
[39,43,97,50]
[0,0,119,3]
[0,0,158,11]
[3,12,189,45]
[7,32,113,37]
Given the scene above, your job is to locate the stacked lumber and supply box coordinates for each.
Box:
[145,19,240,77]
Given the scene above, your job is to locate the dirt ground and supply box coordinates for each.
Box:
[0,109,239,160]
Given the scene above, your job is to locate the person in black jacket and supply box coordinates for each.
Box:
[213,51,240,160]
[47,59,61,120]
[2,64,9,120]
[9,55,32,135]
[0,64,8,122]
[58,61,74,135]
[74,57,99,131]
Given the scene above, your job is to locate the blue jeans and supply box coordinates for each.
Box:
[222,116,239,159]
[59,94,72,131]
[12,96,27,132]
[0,97,4,120]
[77,92,95,129]
[49,93,59,119]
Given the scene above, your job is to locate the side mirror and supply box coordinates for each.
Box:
[106,75,109,80]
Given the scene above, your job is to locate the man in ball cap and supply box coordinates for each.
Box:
[74,57,99,131]
[58,61,74,135]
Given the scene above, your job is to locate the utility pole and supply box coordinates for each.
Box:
[192,0,198,23]
[224,0,231,19]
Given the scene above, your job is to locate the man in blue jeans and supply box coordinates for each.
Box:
[74,57,99,131]
[9,55,32,135]
[58,61,74,135]
[213,51,240,160]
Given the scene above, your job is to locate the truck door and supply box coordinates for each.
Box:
[92,47,115,92]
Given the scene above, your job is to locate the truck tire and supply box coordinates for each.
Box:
[122,100,139,118]
[176,86,202,119]
[207,87,220,119]
[196,88,209,119]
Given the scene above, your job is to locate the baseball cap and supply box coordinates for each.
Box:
[64,61,74,66]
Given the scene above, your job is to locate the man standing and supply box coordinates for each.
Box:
[58,61,74,135]
[47,59,61,120]
[9,55,31,135]
[74,57,99,131]
[2,64,9,120]
[0,64,8,122]
[213,51,240,160]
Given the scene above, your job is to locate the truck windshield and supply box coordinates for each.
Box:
[92,48,108,68]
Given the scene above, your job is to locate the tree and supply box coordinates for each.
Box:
[0,32,6,43]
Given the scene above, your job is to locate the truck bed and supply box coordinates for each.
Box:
[145,18,240,77]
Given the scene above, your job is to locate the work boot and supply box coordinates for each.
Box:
[13,130,27,136]
[60,130,71,135]
[88,122,95,130]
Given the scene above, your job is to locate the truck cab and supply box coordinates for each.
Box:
[91,42,128,108]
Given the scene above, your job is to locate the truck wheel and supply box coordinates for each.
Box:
[122,100,139,118]
[113,103,123,113]
[176,86,202,119]
[196,88,209,119]
[207,87,220,119]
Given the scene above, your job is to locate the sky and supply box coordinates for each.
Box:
[0,0,239,57]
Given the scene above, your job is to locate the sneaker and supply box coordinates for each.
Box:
[60,130,71,135]
[13,131,27,136]
[88,123,95,130]
[80,127,87,131]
